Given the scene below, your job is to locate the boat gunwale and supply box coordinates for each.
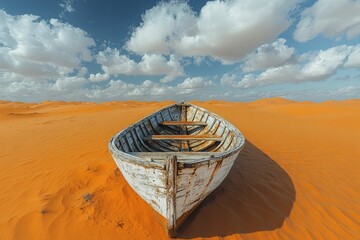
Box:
[109,103,245,168]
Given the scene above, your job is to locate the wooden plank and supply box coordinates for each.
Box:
[180,105,189,152]
[175,152,238,218]
[160,121,207,126]
[113,158,167,215]
[181,105,187,122]
[146,135,222,141]
[129,152,217,159]
[166,155,177,237]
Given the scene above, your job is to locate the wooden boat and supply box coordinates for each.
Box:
[109,102,245,237]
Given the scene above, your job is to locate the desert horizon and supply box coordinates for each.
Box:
[1,98,359,239]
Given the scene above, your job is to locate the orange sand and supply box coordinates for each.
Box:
[0,98,359,239]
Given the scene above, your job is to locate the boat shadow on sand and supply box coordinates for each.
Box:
[178,140,296,238]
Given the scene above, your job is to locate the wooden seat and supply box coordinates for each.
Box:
[146,135,222,141]
[129,152,217,159]
[160,121,207,126]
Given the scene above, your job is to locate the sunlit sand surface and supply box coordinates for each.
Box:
[0,98,359,239]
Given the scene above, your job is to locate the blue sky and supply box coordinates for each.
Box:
[0,0,359,102]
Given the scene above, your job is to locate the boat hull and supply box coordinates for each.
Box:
[109,103,245,237]
[109,145,243,236]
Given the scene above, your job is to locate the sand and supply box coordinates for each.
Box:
[0,98,359,239]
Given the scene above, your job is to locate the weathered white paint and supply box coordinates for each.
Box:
[113,157,167,216]
[109,103,245,237]
[175,152,239,218]
[166,155,177,237]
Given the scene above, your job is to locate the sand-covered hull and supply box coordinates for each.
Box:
[109,103,245,236]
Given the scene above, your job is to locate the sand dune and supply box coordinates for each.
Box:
[0,99,359,239]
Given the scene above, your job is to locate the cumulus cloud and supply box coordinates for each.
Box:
[0,10,95,81]
[294,0,360,42]
[177,77,213,89]
[126,1,195,55]
[89,73,110,82]
[126,0,299,63]
[0,76,214,102]
[220,73,238,86]
[235,64,302,88]
[90,80,169,99]
[91,80,172,99]
[222,45,355,88]
[300,45,351,79]
[52,76,86,91]
[91,77,213,99]
[0,77,89,102]
[242,38,295,72]
[96,47,184,82]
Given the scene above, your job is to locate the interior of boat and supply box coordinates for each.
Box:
[113,103,238,154]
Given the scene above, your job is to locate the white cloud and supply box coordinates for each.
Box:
[236,64,302,88]
[0,78,89,102]
[96,47,184,82]
[91,77,213,99]
[52,76,86,91]
[242,38,295,72]
[300,45,351,79]
[90,80,172,99]
[126,1,195,55]
[139,54,184,83]
[126,0,299,63]
[0,75,214,102]
[177,77,212,89]
[344,45,360,68]
[96,48,137,75]
[0,10,95,80]
[77,67,88,77]
[89,73,110,82]
[294,0,360,42]
[60,0,76,17]
[222,45,354,88]
[221,73,239,86]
